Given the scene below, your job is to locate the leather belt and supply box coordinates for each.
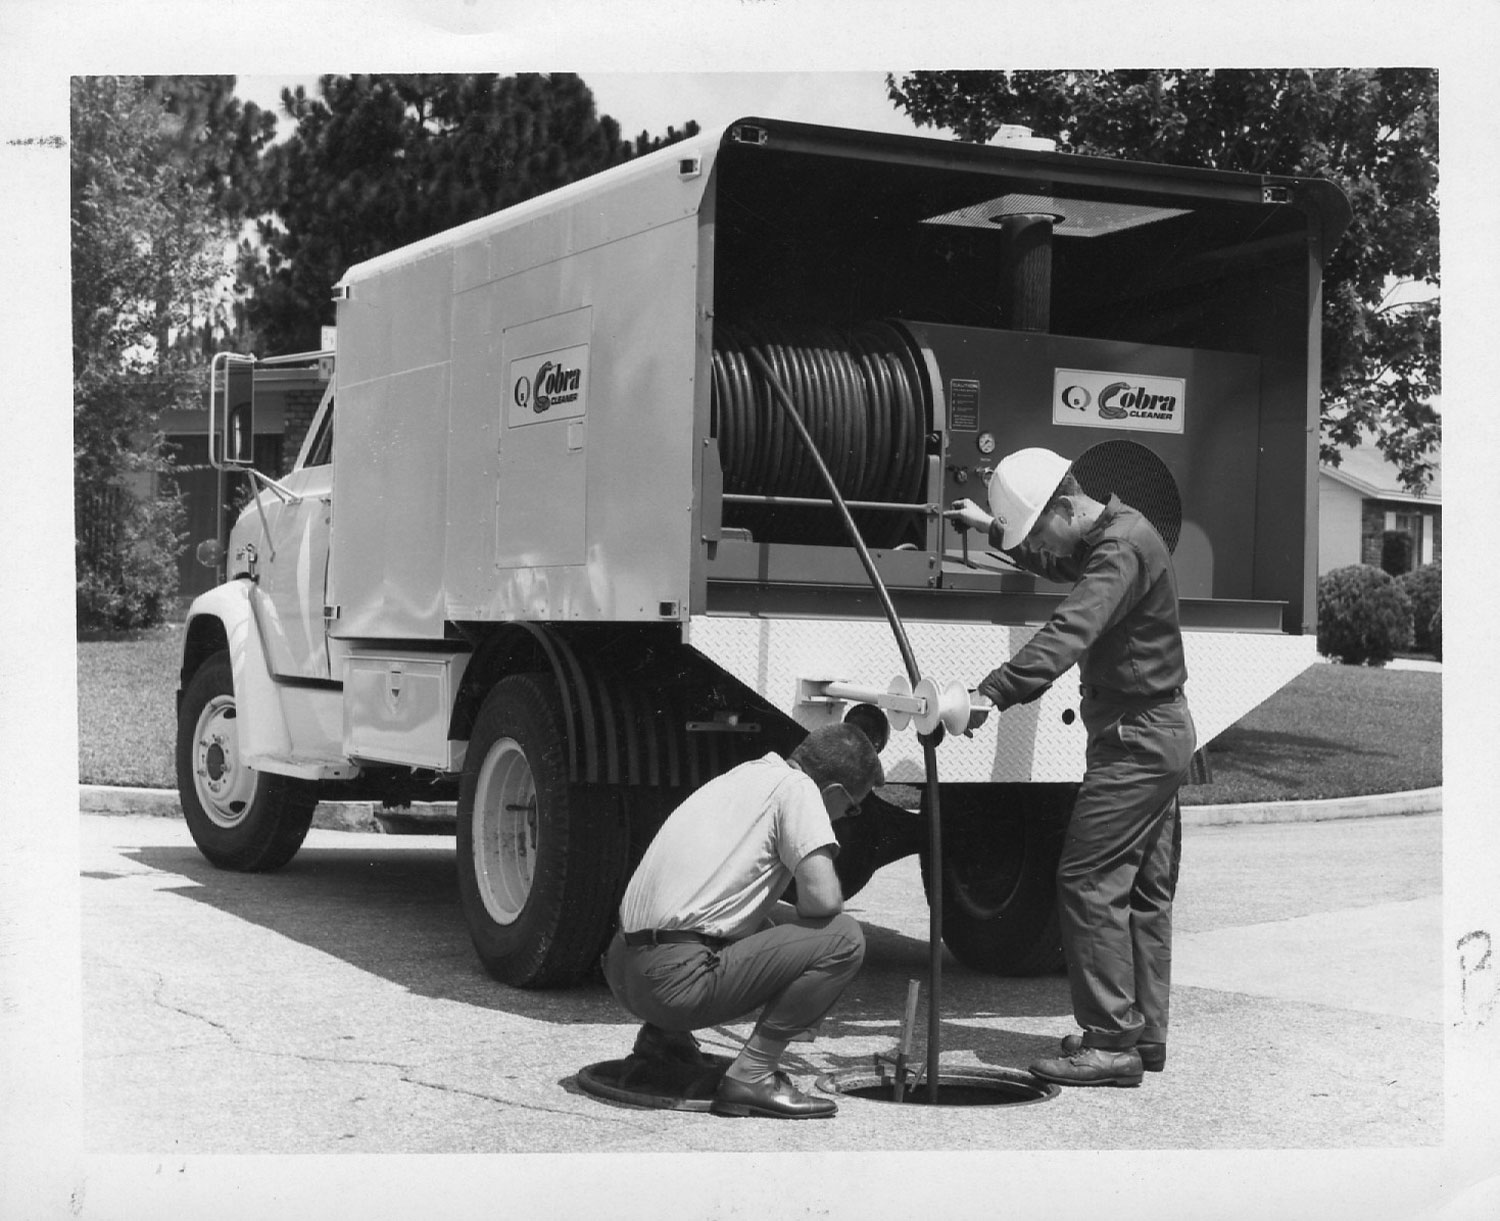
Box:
[1078,684,1184,704]
[621,928,728,949]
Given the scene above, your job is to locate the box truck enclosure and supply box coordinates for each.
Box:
[179,116,1348,987]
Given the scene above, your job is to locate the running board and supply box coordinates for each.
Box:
[245,753,360,781]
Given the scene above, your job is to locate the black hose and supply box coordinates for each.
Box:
[712,322,929,548]
[744,343,946,1105]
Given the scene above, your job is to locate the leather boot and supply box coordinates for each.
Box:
[1030,1045,1144,1087]
[1061,1033,1166,1072]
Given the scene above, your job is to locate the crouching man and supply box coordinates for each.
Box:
[602,723,882,1119]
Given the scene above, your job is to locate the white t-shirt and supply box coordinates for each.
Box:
[617,753,839,941]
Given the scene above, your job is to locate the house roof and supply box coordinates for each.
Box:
[1320,436,1441,506]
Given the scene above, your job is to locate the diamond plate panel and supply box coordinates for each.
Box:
[1180,631,1320,743]
[686,617,1319,784]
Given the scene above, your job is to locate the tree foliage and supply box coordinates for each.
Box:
[243,73,698,352]
[71,76,245,629]
[886,69,1440,490]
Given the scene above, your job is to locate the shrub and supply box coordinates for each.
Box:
[1399,563,1442,657]
[76,476,186,633]
[1317,564,1413,665]
[1380,530,1413,576]
[1427,606,1442,662]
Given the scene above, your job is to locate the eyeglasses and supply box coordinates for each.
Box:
[825,784,863,819]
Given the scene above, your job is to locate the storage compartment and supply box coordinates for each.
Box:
[344,652,470,769]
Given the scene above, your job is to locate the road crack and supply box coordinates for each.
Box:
[398,1074,659,1126]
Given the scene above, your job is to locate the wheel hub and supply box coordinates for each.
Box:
[192,696,256,828]
[472,737,538,926]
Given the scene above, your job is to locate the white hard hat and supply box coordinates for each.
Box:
[987,447,1073,550]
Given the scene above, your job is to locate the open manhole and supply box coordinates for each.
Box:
[818,1065,1059,1107]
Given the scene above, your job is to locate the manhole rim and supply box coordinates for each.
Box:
[816,1064,1061,1107]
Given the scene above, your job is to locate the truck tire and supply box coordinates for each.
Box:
[456,674,629,989]
[832,789,929,899]
[176,651,318,871]
[918,783,1073,976]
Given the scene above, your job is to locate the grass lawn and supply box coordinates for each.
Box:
[1182,662,1441,804]
[77,624,1442,803]
[76,624,183,789]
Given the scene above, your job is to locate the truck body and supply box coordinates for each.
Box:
[177,117,1348,986]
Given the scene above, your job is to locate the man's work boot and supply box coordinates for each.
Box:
[1029,1045,1144,1087]
[631,1023,731,1069]
[710,1071,837,1119]
[1060,1033,1166,1072]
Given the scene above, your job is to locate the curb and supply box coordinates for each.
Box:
[79,784,1443,832]
[1180,786,1442,826]
[78,785,448,834]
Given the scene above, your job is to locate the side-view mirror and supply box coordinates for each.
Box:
[211,352,257,469]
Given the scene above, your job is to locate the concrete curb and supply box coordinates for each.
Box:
[77,785,444,834]
[79,784,1442,833]
[1180,786,1442,826]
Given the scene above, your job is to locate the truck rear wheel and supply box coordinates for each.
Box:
[919,783,1073,976]
[456,674,629,988]
[176,651,318,871]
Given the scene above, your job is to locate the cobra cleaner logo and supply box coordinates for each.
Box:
[1052,368,1185,434]
[507,342,590,427]
[514,360,583,414]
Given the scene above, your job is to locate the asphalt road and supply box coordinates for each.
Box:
[78,808,1444,1163]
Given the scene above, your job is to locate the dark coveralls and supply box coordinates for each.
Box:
[982,495,1196,1050]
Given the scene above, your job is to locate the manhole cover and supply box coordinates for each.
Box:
[575,1057,727,1112]
[818,1065,1058,1107]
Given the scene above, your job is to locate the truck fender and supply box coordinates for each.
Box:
[181,580,293,763]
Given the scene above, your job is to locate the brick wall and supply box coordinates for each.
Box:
[1359,497,1442,570]
[280,386,325,475]
[1359,500,1386,567]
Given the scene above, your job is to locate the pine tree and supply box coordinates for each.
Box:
[242,73,698,352]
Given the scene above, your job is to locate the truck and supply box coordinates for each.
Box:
[177,116,1349,989]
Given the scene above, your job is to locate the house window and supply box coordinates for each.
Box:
[1386,509,1427,570]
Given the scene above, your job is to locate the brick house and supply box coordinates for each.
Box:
[1318,433,1441,575]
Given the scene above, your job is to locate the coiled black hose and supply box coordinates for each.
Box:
[711,321,930,548]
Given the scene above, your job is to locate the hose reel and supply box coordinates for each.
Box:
[711,321,931,548]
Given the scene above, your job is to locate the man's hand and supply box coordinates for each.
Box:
[945,498,993,533]
[976,668,1006,706]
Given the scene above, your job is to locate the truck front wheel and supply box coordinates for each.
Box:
[456,674,628,989]
[176,651,318,871]
[919,783,1073,976]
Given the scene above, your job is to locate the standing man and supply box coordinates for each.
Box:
[602,723,883,1119]
[948,447,1196,1088]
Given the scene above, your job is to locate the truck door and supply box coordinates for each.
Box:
[254,392,335,681]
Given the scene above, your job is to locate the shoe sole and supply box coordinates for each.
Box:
[710,1102,837,1119]
[1030,1071,1143,1088]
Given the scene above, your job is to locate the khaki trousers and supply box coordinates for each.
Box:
[603,910,865,1044]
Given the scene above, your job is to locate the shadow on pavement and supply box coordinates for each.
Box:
[121,840,1070,1065]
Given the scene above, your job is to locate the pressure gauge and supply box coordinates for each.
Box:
[976,431,996,455]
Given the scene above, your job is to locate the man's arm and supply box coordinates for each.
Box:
[979,537,1143,709]
[792,846,843,919]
